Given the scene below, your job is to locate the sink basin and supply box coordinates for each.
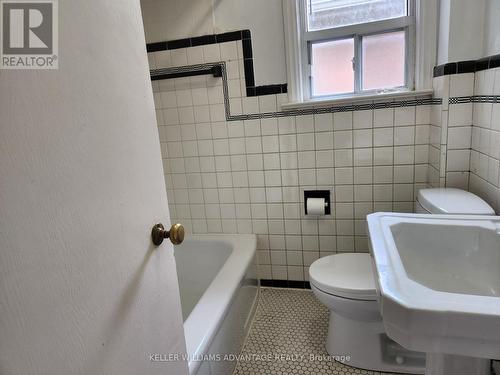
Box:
[393,220,500,298]
[367,213,500,374]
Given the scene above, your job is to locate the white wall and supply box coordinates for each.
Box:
[437,0,486,64]
[140,0,287,85]
[437,0,500,64]
[483,0,500,56]
[436,0,451,65]
[140,0,214,41]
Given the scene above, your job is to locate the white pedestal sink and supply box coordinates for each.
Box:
[367,213,500,375]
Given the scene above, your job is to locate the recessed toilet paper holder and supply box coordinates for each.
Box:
[304,190,331,215]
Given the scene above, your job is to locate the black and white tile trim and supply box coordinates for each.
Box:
[146,30,249,52]
[260,279,311,289]
[449,95,500,104]
[150,63,222,81]
[433,53,500,77]
[228,97,441,122]
[150,62,442,121]
[147,29,287,96]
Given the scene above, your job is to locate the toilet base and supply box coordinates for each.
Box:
[326,311,425,374]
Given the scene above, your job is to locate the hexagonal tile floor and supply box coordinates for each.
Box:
[233,287,401,375]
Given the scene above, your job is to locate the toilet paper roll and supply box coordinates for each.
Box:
[306,197,326,215]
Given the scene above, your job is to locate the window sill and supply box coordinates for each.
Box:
[281,89,434,110]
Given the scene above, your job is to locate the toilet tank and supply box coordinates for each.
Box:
[415,188,495,215]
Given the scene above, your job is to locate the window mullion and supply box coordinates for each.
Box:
[354,35,362,94]
[305,41,312,100]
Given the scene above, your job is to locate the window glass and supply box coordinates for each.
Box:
[307,0,407,31]
[362,30,405,90]
[311,38,354,96]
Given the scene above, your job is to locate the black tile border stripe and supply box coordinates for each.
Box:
[146,29,286,97]
[151,62,440,121]
[433,53,500,77]
[146,41,167,52]
[449,95,500,104]
[146,30,248,52]
[260,279,311,289]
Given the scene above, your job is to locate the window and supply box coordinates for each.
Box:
[298,0,415,99]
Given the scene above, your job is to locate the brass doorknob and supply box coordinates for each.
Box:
[151,223,185,246]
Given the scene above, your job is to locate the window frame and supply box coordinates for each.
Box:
[299,0,415,100]
[283,0,438,105]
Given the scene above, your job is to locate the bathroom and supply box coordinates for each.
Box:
[1,0,500,374]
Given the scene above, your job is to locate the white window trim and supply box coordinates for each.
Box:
[282,0,438,106]
[300,1,415,99]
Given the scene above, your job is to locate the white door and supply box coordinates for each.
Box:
[0,1,187,375]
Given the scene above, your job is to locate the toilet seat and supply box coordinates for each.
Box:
[309,253,377,301]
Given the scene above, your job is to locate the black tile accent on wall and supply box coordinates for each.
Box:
[255,84,287,96]
[475,57,490,72]
[457,60,476,74]
[191,34,216,46]
[489,54,500,69]
[215,30,243,43]
[246,87,256,97]
[146,41,167,53]
[434,54,500,77]
[167,38,191,49]
[243,58,255,87]
[260,279,311,289]
[433,62,459,77]
[146,29,286,97]
[242,39,253,58]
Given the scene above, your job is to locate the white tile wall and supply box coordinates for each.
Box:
[430,74,472,190]
[469,69,500,212]
[149,39,433,281]
[430,69,500,212]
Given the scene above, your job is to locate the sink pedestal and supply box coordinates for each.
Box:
[426,353,490,375]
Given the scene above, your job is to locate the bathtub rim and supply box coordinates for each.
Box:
[180,233,257,374]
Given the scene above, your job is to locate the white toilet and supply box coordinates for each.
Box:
[309,188,495,373]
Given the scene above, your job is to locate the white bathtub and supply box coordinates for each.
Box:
[174,234,258,375]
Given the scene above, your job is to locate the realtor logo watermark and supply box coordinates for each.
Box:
[1,0,58,69]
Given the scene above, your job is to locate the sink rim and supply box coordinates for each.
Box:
[367,212,500,316]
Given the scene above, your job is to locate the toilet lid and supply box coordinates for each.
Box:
[309,253,377,300]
